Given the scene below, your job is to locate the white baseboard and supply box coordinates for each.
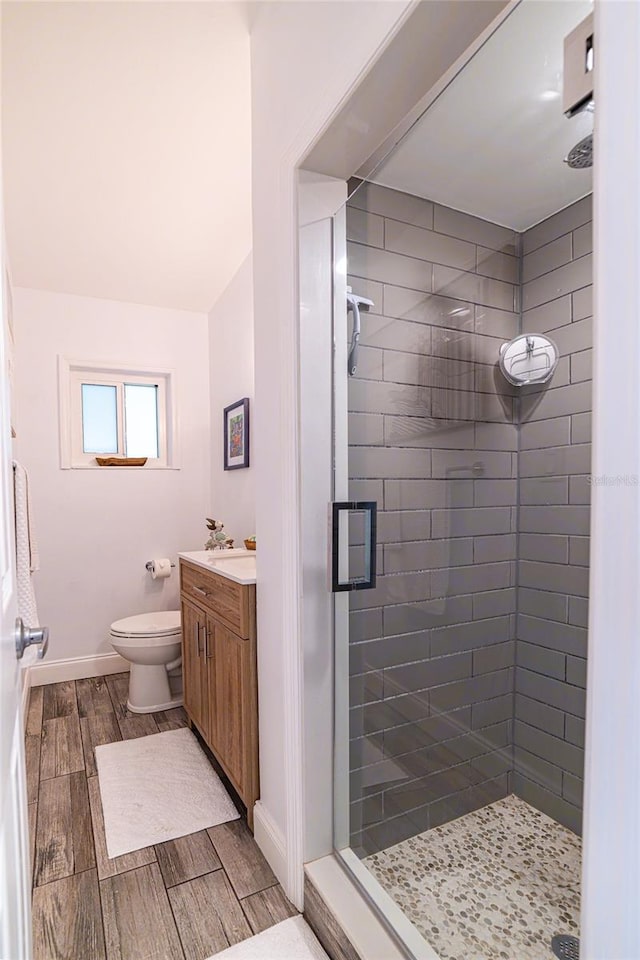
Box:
[253,800,290,895]
[29,651,129,686]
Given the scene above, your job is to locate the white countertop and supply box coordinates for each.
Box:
[178,549,256,585]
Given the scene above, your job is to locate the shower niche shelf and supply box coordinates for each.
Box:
[498,333,559,386]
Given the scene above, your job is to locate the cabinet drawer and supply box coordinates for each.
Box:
[181,561,251,638]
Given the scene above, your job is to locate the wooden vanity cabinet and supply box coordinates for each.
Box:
[180,560,259,828]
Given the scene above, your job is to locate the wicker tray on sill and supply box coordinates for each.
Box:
[95,457,148,467]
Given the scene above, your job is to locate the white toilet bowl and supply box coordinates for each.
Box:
[110,611,182,714]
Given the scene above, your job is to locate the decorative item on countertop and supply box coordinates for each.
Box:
[244,537,256,551]
[223,398,250,470]
[205,518,234,551]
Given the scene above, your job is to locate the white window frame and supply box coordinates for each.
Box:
[58,357,179,469]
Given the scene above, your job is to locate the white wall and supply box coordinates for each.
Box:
[13,287,210,663]
[250,0,413,904]
[208,254,255,544]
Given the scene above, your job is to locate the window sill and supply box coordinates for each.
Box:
[62,464,179,471]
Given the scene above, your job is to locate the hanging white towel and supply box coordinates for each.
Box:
[13,460,40,630]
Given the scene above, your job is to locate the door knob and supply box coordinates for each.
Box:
[15,617,49,660]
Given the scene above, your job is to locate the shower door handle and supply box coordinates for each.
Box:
[330,501,377,592]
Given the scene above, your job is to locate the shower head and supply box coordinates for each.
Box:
[346,291,374,312]
[564,133,593,169]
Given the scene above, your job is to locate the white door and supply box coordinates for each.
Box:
[0,259,32,953]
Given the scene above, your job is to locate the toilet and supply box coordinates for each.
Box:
[109,610,183,714]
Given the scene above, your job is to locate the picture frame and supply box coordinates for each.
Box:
[223,397,250,470]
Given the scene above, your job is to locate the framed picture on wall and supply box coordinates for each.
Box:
[224,397,250,470]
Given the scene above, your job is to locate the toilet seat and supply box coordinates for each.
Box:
[110,611,181,639]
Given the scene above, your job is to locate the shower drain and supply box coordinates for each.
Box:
[551,934,580,959]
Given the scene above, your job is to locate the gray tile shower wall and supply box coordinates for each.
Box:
[346,183,592,854]
[515,196,592,835]
[346,181,519,855]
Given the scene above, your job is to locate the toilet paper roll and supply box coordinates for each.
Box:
[150,558,172,580]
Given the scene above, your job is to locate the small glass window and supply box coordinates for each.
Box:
[124,383,159,458]
[60,358,174,469]
[81,384,118,454]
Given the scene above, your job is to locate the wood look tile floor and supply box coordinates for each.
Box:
[28,675,296,960]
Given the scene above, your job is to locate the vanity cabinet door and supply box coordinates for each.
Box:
[213,623,250,798]
[181,598,209,740]
[204,615,219,753]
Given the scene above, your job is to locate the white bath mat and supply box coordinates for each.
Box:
[95,727,240,859]
[206,917,329,960]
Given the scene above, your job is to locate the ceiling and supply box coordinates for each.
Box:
[368,0,593,232]
[2,2,252,314]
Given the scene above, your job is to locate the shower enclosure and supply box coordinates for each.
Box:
[322,2,593,957]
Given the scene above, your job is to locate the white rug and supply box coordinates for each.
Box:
[95,727,240,859]
[206,917,329,960]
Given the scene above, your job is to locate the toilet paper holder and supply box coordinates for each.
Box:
[145,560,176,572]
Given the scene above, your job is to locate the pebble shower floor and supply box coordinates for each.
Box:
[366,794,581,960]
